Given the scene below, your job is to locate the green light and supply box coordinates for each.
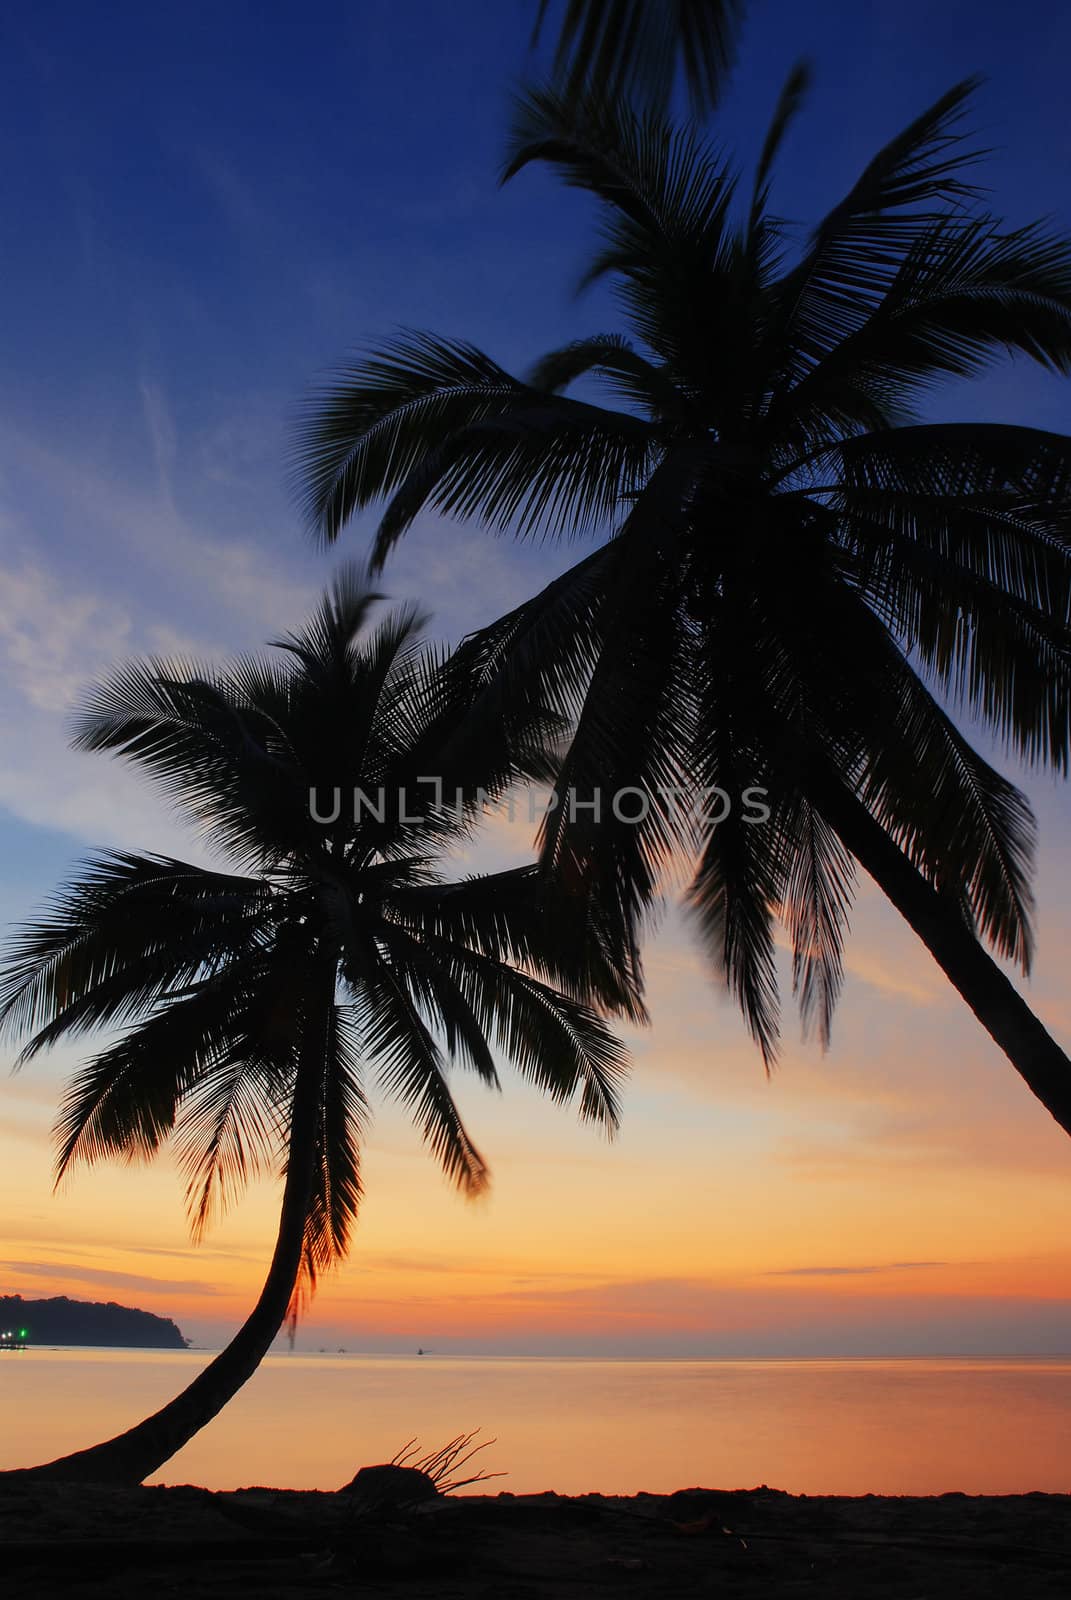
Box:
[19,1329,27,1340]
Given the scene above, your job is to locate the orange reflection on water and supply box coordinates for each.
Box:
[2,1350,1069,1496]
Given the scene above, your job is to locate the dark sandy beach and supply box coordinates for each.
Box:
[3,1478,1070,1598]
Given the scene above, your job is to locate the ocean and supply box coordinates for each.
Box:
[2,1349,1069,1494]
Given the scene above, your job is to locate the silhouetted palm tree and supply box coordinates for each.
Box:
[293,79,1071,1131]
[0,569,635,1483]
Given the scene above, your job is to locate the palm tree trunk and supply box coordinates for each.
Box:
[819,779,1071,1137]
[5,977,334,1486]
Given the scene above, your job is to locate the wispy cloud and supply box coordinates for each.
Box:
[0,559,131,714]
[188,148,264,238]
[0,419,313,644]
[2,1258,221,1296]
[0,417,315,855]
[764,1261,949,1278]
[139,379,178,507]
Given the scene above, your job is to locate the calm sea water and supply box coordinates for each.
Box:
[2,1350,1069,1495]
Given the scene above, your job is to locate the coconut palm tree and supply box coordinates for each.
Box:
[0,568,636,1484]
[292,78,1071,1132]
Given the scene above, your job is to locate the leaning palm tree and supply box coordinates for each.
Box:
[0,568,635,1484]
[292,79,1071,1132]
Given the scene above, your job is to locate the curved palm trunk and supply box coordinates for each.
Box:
[819,780,1071,1137]
[5,981,333,1486]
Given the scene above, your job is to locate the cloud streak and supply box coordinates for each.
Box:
[764,1262,949,1278]
[2,1258,221,1297]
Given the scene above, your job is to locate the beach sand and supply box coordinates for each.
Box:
[3,1478,1070,1597]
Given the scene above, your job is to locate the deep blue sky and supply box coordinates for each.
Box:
[6,0,1071,484]
[3,0,1070,887]
[2,2,1071,1357]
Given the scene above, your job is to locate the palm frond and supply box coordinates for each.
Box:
[767,78,985,390]
[387,863,646,1023]
[370,391,654,561]
[687,815,784,1066]
[779,796,856,1047]
[860,660,1038,970]
[0,853,272,1053]
[772,218,1071,445]
[296,1003,370,1294]
[171,952,317,1236]
[527,332,686,420]
[272,564,389,676]
[536,453,703,927]
[291,330,654,556]
[374,921,502,1087]
[358,955,490,1196]
[748,60,811,245]
[428,940,629,1131]
[51,966,269,1182]
[532,0,745,116]
[832,498,1071,770]
[72,660,310,870]
[504,84,737,245]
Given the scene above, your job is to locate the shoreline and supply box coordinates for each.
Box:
[3,1479,1069,1598]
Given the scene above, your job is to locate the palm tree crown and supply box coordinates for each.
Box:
[292,79,1071,1076]
[0,567,635,1320]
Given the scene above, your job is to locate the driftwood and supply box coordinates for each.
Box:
[390,1428,505,1494]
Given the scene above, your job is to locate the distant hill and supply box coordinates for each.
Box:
[0,1294,188,1349]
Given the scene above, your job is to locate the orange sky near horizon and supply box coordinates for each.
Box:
[4,810,1071,1357]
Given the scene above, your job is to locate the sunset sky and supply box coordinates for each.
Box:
[2,0,1070,1358]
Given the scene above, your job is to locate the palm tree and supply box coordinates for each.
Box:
[0,568,636,1484]
[292,79,1071,1133]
